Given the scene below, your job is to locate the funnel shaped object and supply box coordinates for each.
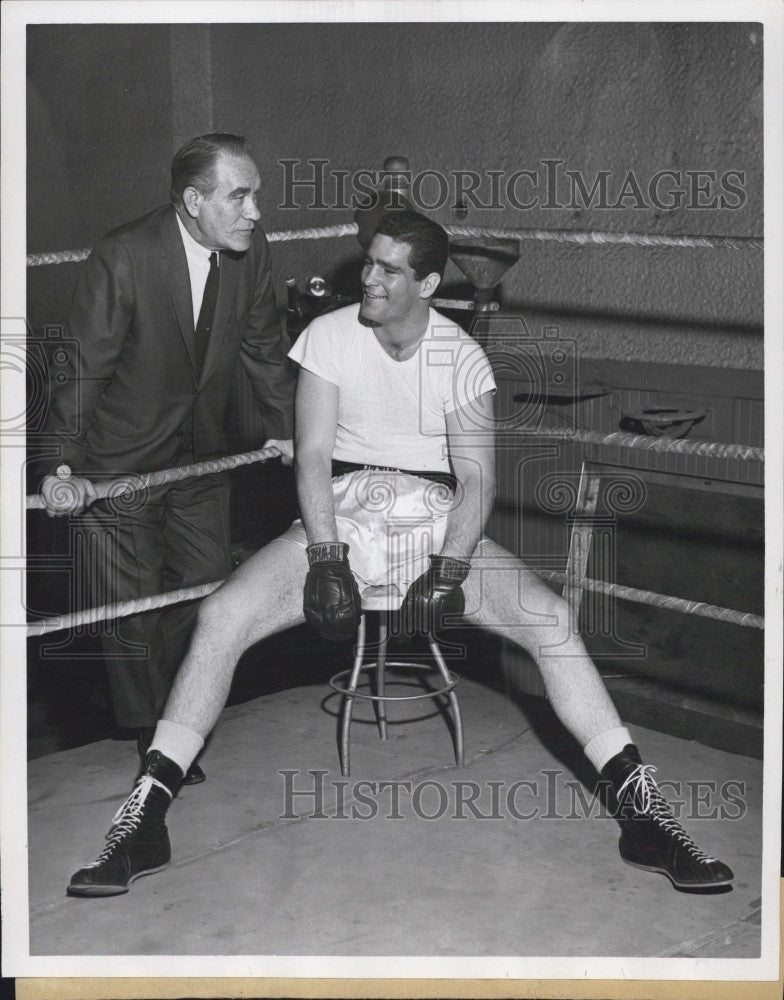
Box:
[449,238,520,290]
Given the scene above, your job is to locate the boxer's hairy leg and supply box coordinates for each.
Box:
[162,537,309,737]
[67,538,310,897]
[462,537,622,747]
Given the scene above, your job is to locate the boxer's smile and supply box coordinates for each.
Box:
[359,234,427,325]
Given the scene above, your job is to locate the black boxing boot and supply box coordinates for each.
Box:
[303,542,361,641]
[602,744,734,891]
[137,727,205,785]
[67,751,182,897]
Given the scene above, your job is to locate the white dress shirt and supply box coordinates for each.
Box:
[175,212,219,325]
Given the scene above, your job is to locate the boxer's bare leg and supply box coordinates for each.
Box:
[462,537,622,747]
[162,537,308,737]
[461,537,733,890]
[68,537,308,897]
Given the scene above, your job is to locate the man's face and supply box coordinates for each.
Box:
[360,234,431,326]
[189,152,261,252]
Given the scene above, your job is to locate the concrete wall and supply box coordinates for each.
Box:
[26,21,763,366]
[27,24,173,251]
[26,24,174,332]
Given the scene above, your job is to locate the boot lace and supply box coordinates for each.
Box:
[83,775,171,868]
[616,763,717,863]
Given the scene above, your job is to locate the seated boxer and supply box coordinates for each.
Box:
[68,210,734,897]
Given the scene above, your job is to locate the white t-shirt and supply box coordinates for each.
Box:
[288,304,496,471]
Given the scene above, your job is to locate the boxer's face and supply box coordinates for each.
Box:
[187,153,261,252]
[360,235,431,326]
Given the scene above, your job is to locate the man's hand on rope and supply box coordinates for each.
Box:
[263,438,294,466]
[40,465,98,517]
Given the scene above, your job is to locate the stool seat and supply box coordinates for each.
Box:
[328,585,465,776]
[359,583,405,611]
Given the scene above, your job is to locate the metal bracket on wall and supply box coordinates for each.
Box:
[562,462,602,615]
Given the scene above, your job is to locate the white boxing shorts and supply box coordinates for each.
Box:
[278,469,457,597]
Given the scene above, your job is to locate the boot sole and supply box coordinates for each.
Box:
[182,767,206,786]
[621,856,733,890]
[67,861,171,897]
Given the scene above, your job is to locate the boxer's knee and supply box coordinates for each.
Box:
[467,566,579,654]
[194,581,255,655]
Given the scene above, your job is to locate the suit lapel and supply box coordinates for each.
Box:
[161,209,199,379]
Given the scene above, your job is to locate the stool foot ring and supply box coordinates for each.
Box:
[329,655,464,776]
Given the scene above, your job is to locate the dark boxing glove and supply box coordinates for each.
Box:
[399,554,470,635]
[303,542,362,641]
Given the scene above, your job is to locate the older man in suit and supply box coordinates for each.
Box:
[37,134,295,780]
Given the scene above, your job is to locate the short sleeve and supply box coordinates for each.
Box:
[287,313,341,386]
[443,339,496,414]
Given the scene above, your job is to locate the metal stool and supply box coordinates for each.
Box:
[328,584,465,776]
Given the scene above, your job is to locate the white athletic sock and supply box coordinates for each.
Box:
[583,726,634,772]
[148,718,205,775]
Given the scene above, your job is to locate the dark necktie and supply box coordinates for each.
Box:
[194,251,219,371]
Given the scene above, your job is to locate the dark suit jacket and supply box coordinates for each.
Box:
[37,205,295,480]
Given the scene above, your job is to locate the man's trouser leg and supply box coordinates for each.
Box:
[156,473,233,711]
[79,473,232,730]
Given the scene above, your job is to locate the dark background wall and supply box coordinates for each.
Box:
[27,25,173,250]
[27,21,763,367]
[24,20,765,754]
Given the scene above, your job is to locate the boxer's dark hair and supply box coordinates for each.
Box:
[375,210,449,283]
[171,133,253,206]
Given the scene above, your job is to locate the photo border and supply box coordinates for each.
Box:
[2,0,782,995]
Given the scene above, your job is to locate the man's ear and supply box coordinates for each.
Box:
[181,186,203,219]
[419,271,441,299]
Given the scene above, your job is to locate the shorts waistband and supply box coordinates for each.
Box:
[331,460,457,492]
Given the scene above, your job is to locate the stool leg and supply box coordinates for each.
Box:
[339,613,367,777]
[375,617,389,740]
[428,635,465,766]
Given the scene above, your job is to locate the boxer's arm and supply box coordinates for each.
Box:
[398,391,496,635]
[294,367,339,545]
[296,368,361,640]
[440,390,497,560]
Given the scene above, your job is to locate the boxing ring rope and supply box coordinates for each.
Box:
[26,565,763,639]
[26,426,765,636]
[490,427,762,463]
[27,583,223,638]
[25,223,763,268]
[25,428,764,511]
[25,224,362,267]
[537,571,764,631]
[445,226,763,251]
[25,446,279,510]
[25,218,765,636]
